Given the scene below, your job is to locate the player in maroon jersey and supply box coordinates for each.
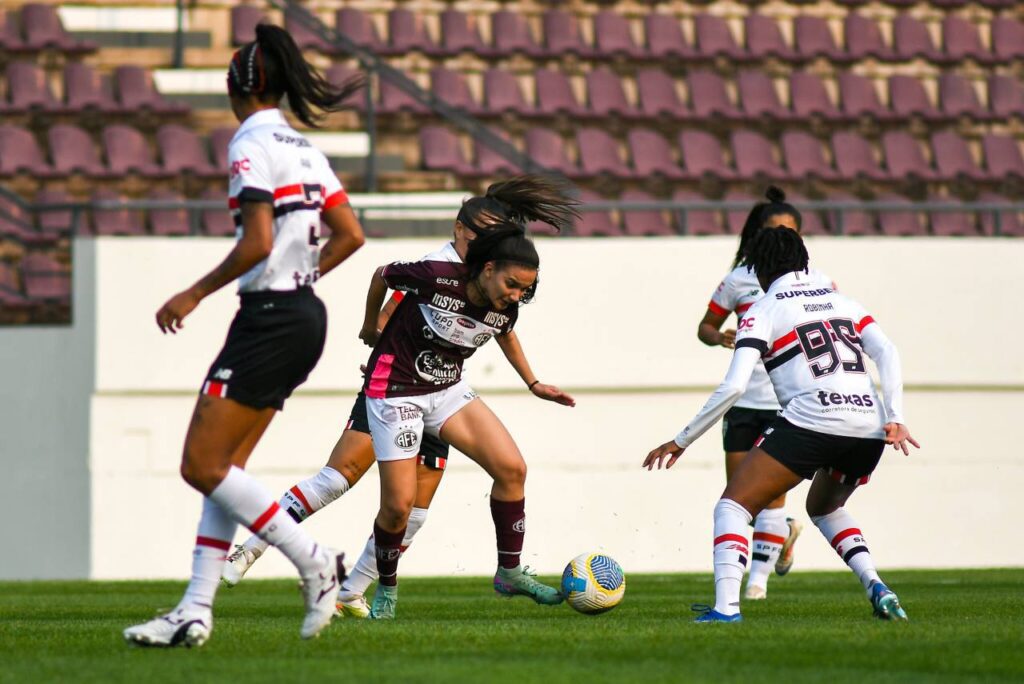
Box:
[361,221,576,618]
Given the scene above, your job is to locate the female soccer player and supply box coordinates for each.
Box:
[123,25,365,647]
[645,228,919,623]
[696,187,833,599]
[220,176,578,617]
[363,222,575,618]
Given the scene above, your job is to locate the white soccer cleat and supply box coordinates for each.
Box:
[337,590,370,619]
[222,544,261,587]
[123,608,211,648]
[299,549,345,639]
[744,584,767,600]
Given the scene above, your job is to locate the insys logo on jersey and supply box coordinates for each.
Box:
[431,293,465,312]
[484,311,510,328]
[415,351,459,384]
[394,430,419,450]
[472,332,492,346]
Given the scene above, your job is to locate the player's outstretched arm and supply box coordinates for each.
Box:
[318,203,365,278]
[859,322,920,455]
[155,201,273,334]
[495,331,575,407]
[697,308,735,349]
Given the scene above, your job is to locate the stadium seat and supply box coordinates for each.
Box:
[0,125,55,177]
[230,5,265,46]
[90,190,146,236]
[931,131,986,182]
[888,75,946,122]
[491,11,543,58]
[325,64,366,113]
[0,260,25,306]
[794,16,847,63]
[525,128,579,177]
[694,14,746,60]
[745,14,796,61]
[790,72,841,120]
[844,15,895,62]
[894,16,947,63]
[284,8,334,53]
[474,133,521,177]
[0,193,46,244]
[335,7,383,52]
[431,68,482,116]
[992,17,1024,61]
[882,131,937,181]
[47,124,112,177]
[731,130,788,181]
[147,190,191,236]
[440,10,490,57]
[388,9,437,55]
[877,194,926,235]
[0,10,26,51]
[101,125,169,177]
[63,62,118,114]
[34,188,76,237]
[832,131,888,181]
[543,10,592,58]
[420,126,475,175]
[679,130,735,180]
[939,73,989,120]
[979,193,1024,236]
[786,191,829,235]
[838,72,893,121]
[22,252,69,301]
[621,190,674,236]
[379,78,429,115]
[208,127,235,172]
[200,188,234,236]
[672,189,726,235]
[585,67,640,118]
[644,13,692,59]
[594,11,645,60]
[930,199,979,236]
[577,128,632,178]
[156,125,220,177]
[628,128,685,180]
[687,70,741,120]
[114,66,187,114]
[982,134,1024,180]
[636,69,686,119]
[942,16,994,64]
[4,61,61,112]
[988,75,1024,119]
[534,69,587,118]
[737,70,789,120]
[573,190,622,237]
[724,190,758,234]
[782,131,838,181]
[483,69,534,116]
[21,3,95,53]
[825,191,878,236]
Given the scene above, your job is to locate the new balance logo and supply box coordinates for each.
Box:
[213,368,233,380]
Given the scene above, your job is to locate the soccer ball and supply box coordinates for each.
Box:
[561,553,626,614]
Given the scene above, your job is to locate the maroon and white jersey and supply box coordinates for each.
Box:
[708,265,833,410]
[227,108,348,293]
[364,260,518,398]
[675,270,905,449]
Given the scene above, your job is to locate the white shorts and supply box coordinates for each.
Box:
[366,379,478,462]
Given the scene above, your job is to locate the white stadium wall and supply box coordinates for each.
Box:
[1,236,1022,580]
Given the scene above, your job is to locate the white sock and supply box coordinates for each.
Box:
[241,467,350,557]
[179,498,236,613]
[342,507,429,595]
[208,466,326,578]
[712,498,752,616]
[747,508,788,590]
[812,508,882,595]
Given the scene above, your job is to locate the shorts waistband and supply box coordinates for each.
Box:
[239,286,315,304]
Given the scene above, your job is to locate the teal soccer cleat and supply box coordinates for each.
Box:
[870,583,908,621]
[494,566,564,605]
[369,584,398,620]
[692,604,743,624]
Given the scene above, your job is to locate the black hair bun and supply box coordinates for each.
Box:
[765,185,786,203]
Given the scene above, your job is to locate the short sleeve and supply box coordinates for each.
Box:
[228,138,274,205]
[321,159,349,211]
[381,260,444,293]
[708,273,737,317]
[734,302,772,356]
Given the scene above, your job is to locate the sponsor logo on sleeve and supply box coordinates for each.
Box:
[229,158,251,178]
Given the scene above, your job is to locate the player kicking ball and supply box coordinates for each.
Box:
[644,229,919,623]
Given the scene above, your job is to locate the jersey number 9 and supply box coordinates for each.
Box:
[796,318,866,379]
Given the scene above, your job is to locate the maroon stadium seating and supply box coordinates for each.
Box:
[844,15,894,62]
[838,72,893,121]
[230,5,264,46]
[782,131,838,181]
[594,11,645,60]
[737,70,790,120]
[789,72,842,120]
[882,131,937,181]
[63,62,118,113]
[90,190,146,236]
[794,16,848,62]
[832,132,887,181]
[577,128,632,178]
[992,17,1024,61]
[941,16,994,64]
[744,14,796,61]
[4,61,61,112]
[534,69,587,118]
[687,70,741,120]
[888,75,946,122]
[431,68,482,116]
[543,10,592,58]
[628,128,685,180]
[636,69,686,119]
[483,69,533,116]
[574,190,622,237]
[931,131,986,182]
[982,134,1024,180]
[102,124,169,177]
[156,124,220,177]
[621,190,673,236]
[23,253,70,301]
[114,66,187,113]
[679,130,735,180]
[731,130,788,180]
[148,190,191,236]
[939,73,990,120]
[525,128,579,177]
[47,124,112,177]
[21,3,95,53]
[419,126,475,175]
[672,189,726,235]
[586,67,640,118]
[440,10,490,57]
[388,8,437,55]
[0,125,55,177]
[644,13,692,59]
[694,14,746,60]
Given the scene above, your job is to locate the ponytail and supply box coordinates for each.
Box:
[732,185,803,268]
[227,24,363,128]
[457,174,580,235]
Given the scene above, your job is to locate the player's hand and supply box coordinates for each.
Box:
[719,329,736,349]
[156,288,202,334]
[643,441,685,471]
[359,325,380,347]
[884,423,920,456]
[530,382,576,407]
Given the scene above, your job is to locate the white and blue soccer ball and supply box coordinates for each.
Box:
[561,553,626,614]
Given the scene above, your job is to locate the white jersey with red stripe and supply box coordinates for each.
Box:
[227,108,348,293]
[708,265,833,410]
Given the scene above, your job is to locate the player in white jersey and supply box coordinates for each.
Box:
[646,229,919,624]
[219,176,576,617]
[697,187,833,598]
[124,25,365,648]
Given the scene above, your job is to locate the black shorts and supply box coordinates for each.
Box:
[755,418,885,485]
[722,406,779,452]
[202,287,327,411]
[347,391,451,470]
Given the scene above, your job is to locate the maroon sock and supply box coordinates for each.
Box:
[490,497,526,569]
[373,521,406,587]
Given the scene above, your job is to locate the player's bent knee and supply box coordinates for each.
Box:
[495,456,527,486]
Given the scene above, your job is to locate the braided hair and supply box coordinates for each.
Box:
[457,174,580,235]
[732,186,803,268]
[464,222,541,303]
[746,225,809,286]
[227,24,363,128]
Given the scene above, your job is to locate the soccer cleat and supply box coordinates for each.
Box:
[493,565,564,605]
[775,517,804,576]
[744,584,767,600]
[123,608,211,648]
[369,584,398,620]
[222,544,261,587]
[870,583,908,622]
[691,604,743,624]
[337,590,370,619]
[298,549,345,639]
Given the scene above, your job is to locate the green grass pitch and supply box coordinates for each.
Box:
[1,570,1022,683]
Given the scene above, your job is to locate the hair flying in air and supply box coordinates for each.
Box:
[732,185,803,268]
[457,174,581,235]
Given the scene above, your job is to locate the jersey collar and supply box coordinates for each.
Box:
[231,108,286,143]
[765,270,810,295]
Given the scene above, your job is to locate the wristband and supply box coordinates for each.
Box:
[527,380,540,390]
